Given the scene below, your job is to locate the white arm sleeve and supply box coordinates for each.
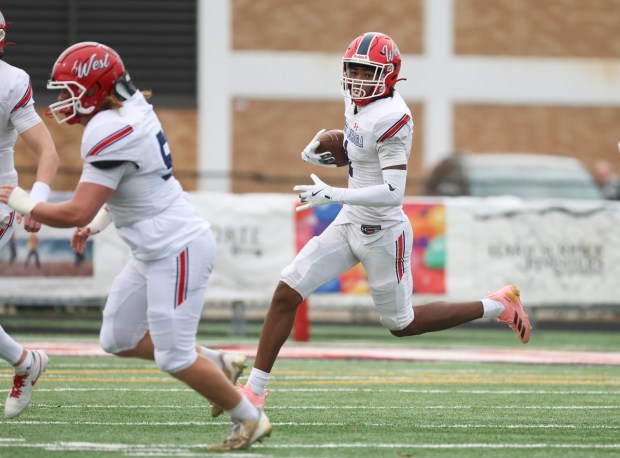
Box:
[331,168,407,207]
[79,161,132,190]
[11,104,43,134]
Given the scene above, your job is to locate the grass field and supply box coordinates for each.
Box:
[0,325,618,457]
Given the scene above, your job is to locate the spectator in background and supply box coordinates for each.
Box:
[0,41,270,451]
[24,232,40,268]
[593,159,620,200]
[0,10,57,418]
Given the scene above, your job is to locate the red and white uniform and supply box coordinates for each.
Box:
[81,91,213,373]
[282,92,415,331]
[0,60,41,250]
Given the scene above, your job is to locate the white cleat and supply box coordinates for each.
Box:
[210,351,247,417]
[5,350,49,418]
[208,408,272,451]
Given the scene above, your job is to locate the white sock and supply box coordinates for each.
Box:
[481,299,505,319]
[247,367,270,396]
[227,396,259,422]
[0,324,24,365]
[198,346,223,370]
[14,350,34,375]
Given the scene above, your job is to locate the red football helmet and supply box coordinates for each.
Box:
[0,11,11,58]
[341,32,403,105]
[47,42,126,124]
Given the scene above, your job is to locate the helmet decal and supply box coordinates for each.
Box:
[355,32,377,57]
[72,53,111,79]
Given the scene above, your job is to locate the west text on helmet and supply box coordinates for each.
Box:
[72,53,111,78]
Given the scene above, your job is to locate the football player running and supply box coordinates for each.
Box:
[0,42,270,450]
[0,10,58,418]
[239,32,532,409]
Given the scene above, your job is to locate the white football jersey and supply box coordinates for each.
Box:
[0,59,37,187]
[334,91,413,226]
[79,91,209,261]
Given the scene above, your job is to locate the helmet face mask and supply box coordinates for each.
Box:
[47,42,126,125]
[0,11,10,57]
[46,80,90,124]
[341,32,402,105]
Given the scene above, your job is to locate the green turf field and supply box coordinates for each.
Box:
[0,327,618,457]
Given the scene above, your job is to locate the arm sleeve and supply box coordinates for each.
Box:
[331,168,407,207]
[11,104,43,134]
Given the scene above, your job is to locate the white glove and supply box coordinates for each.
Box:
[294,173,342,212]
[7,186,37,217]
[85,205,112,235]
[300,129,337,168]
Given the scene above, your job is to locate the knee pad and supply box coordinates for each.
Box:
[99,321,142,355]
[154,347,196,374]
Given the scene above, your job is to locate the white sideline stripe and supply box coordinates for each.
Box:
[33,387,620,395]
[5,420,620,429]
[0,440,618,452]
[33,403,620,410]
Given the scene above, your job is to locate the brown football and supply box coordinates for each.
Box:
[315,129,348,167]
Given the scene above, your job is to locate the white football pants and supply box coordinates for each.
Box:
[99,230,216,373]
[281,220,414,331]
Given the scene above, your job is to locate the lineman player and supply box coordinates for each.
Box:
[0,42,270,451]
[0,10,57,418]
[239,32,532,407]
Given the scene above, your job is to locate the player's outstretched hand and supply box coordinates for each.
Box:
[70,227,91,255]
[294,173,334,212]
[301,129,337,168]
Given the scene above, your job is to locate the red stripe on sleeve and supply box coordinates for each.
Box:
[11,81,33,113]
[378,114,411,142]
[87,126,134,157]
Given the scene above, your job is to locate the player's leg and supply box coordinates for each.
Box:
[100,257,245,408]
[363,222,530,342]
[99,258,150,357]
[362,222,481,334]
[0,323,49,418]
[0,214,48,418]
[145,232,270,450]
[245,223,358,399]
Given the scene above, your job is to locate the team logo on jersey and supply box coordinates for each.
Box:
[344,122,364,148]
[72,53,111,78]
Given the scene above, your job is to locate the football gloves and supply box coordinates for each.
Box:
[294,173,336,212]
[300,129,337,168]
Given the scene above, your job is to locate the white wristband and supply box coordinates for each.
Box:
[29,181,51,203]
[86,206,112,235]
[7,186,37,217]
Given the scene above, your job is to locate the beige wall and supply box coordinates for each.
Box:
[14,0,620,193]
[455,0,620,57]
[454,105,620,168]
[232,0,424,53]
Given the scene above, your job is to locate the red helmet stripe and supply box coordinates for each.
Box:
[87,125,133,157]
[11,79,32,113]
[356,32,377,56]
[378,114,411,142]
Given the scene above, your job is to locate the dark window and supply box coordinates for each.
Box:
[1,0,197,107]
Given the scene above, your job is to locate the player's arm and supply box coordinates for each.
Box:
[19,121,59,195]
[295,141,408,211]
[4,181,112,228]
